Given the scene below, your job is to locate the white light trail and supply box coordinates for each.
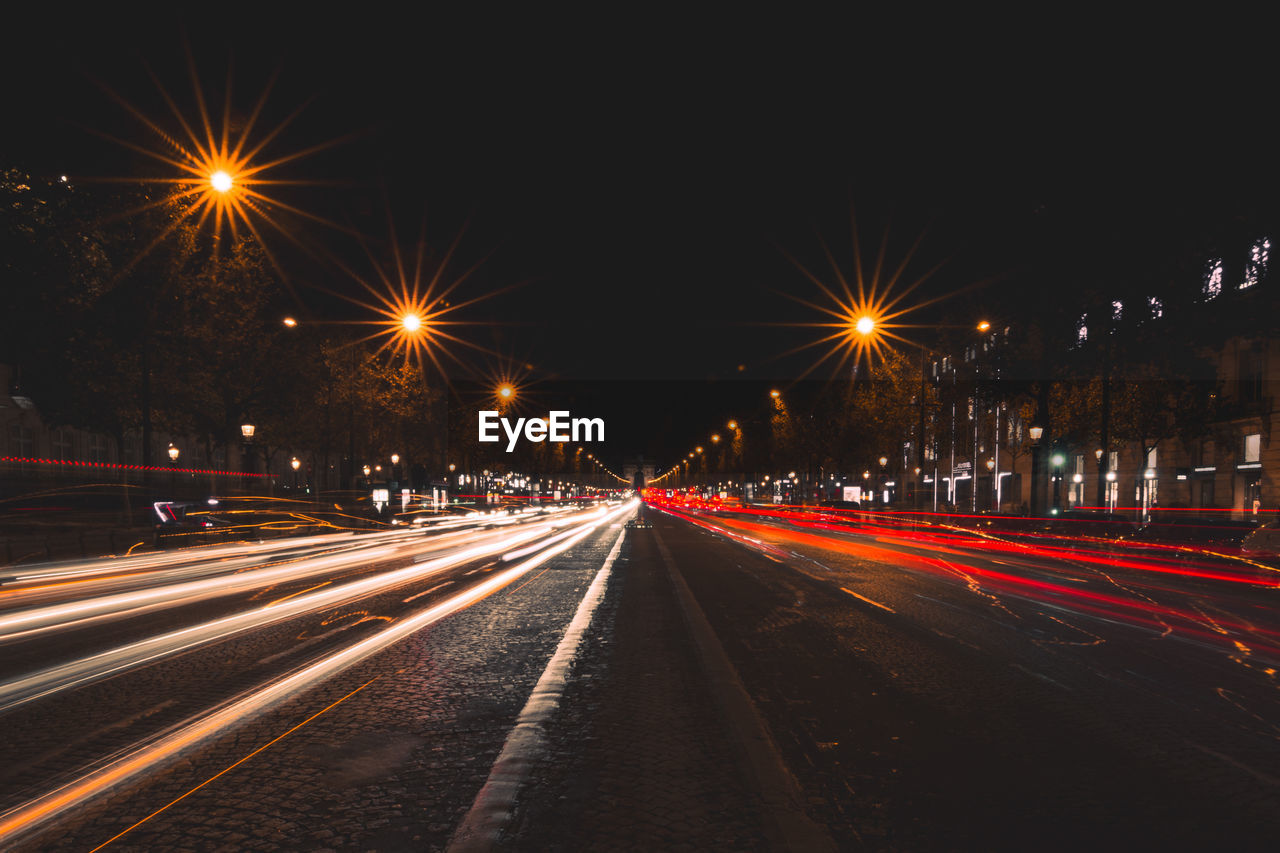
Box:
[0,500,636,848]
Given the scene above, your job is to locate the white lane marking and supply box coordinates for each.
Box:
[448,524,629,852]
[1011,662,1072,691]
[840,586,896,613]
[403,581,453,603]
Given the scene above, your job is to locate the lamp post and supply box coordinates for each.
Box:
[1051,451,1066,516]
[1095,447,1105,509]
[1028,424,1044,517]
[986,457,996,510]
[168,443,179,495]
[240,423,255,492]
[291,456,301,491]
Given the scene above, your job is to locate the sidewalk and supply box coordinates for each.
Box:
[494,516,833,852]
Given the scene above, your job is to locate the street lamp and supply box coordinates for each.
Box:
[167,443,180,495]
[291,456,301,491]
[240,423,255,483]
[210,170,233,193]
[1051,452,1066,515]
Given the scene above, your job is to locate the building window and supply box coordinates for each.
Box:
[52,428,74,461]
[1076,314,1088,345]
[1204,259,1224,299]
[8,424,35,456]
[1241,237,1270,290]
[1238,345,1265,404]
[1111,300,1123,324]
[1148,296,1163,319]
[1244,433,1261,463]
[1069,454,1085,506]
[1146,447,1158,469]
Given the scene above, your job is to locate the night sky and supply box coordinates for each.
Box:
[4,11,1274,469]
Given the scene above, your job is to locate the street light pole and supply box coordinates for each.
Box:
[1028,424,1044,517]
[240,423,256,494]
[1052,451,1065,516]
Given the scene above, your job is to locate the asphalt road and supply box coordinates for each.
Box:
[648,499,1280,850]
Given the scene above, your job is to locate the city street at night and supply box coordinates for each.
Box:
[1,501,1278,850]
[4,9,1280,852]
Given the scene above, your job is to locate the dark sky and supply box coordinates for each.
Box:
[4,11,1274,468]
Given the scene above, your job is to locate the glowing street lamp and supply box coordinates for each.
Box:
[210,170,233,193]
[855,315,876,336]
[283,317,298,328]
[168,443,180,462]
[390,453,400,465]
[240,424,255,478]
[977,320,991,332]
[770,389,780,399]
[727,420,738,430]
[1051,452,1066,515]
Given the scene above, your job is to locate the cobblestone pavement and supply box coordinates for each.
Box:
[16,520,632,852]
